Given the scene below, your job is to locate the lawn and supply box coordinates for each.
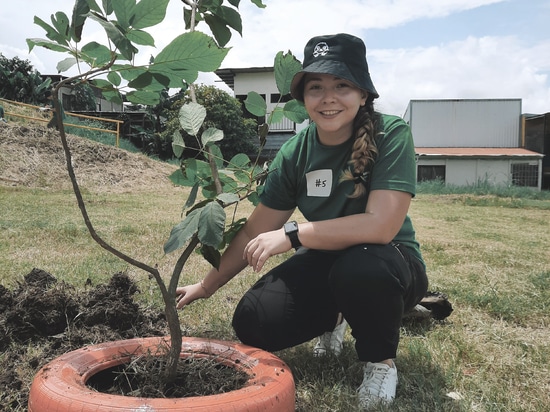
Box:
[1,184,549,411]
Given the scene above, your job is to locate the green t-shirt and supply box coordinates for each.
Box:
[260,113,424,265]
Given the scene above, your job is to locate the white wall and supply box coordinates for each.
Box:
[405,99,522,148]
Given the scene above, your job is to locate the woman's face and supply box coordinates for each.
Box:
[303,73,367,145]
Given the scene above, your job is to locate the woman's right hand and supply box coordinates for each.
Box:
[175,282,209,309]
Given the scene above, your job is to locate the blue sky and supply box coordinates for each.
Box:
[1,0,549,116]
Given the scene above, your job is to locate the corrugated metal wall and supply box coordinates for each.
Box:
[403,99,522,148]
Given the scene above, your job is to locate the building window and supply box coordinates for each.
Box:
[511,163,538,187]
[418,165,446,182]
[270,93,292,103]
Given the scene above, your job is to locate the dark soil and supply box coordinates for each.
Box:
[0,269,247,411]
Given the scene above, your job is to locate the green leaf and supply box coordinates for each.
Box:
[154,31,229,78]
[101,89,123,105]
[249,0,266,8]
[228,153,251,169]
[204,14,232,47]
[221,217,246,248]
[283,99,309,123]
[201,127,224,147]
[126,29,155,46]
[56,57,77,73]
[107,71,121,86]
[200,244,221,269]
[81,41,113,66]
[133,0,169,29]
[112,0,136,30]
[169,169,194,187]
[268,107,284,125]
[51,12,71,42]
[209,144,224,170]
[274,51,302,96]
[197,202,225,248]
[125,90,160,105]
[26,38,71,53]
[244,91,266,117]
[71,0,90,41]
[32,16,68,45]
[217,192,239,206]
[102,0,114,15]
[179,102,206,137]
[88,12,137,60]
[163,209,201,254]
[219,6,242,35]
[185,183,200,209]
[172,130,185,158]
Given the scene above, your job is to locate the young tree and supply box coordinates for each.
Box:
[28,0,307,387]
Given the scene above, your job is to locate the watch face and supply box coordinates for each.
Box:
[285,221,298,233]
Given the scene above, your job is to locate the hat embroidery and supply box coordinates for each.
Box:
[312,42,329,58]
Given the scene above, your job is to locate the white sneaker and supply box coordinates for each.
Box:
[357,361,398,409]
[313,319,347,356]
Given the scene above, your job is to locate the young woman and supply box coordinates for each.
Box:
[176,33,428,409]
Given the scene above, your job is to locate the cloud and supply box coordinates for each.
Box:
[371,35,550,115]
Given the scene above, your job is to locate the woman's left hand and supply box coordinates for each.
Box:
[243,228,291,272]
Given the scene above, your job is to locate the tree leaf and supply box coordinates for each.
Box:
[56,57,77,73]
[132,0,169,29]
[125,90,161,105]
[185,183,200,209]
[274,51,302,96]
[81,41,113,66]
[51,12,71,42]
[204,14,232,47]
[26,38,71,53]
[163,209,201,254]
[112,0,136,30]
[154,31,229,76]
[197,202,225,248]
[217,192,239,206]
[179,102,206,137]
[88,12,137,60]
[244,91,266,117]
[283,99,309,123]
[249,0,267,8]
[172,130,185,158]
[126,29,155,46]
[71,0,90,42]
[201,127,224,147]
[228,153,251,169]
[200,245,221,270]
[107,71,121,86]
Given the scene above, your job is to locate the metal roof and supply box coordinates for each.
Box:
[415,147,544,158]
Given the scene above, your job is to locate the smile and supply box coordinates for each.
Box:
[320,110,341,116]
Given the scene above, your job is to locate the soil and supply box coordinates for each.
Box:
[0,123,247,410]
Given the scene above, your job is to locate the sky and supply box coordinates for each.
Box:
[1,0,549,116]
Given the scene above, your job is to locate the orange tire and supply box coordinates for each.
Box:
[28,336,295,411]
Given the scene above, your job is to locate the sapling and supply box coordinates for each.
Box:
[27,0,307,388]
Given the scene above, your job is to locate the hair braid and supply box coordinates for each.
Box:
[341,100,380,198]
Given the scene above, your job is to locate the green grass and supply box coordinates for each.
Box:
[1,185,549,411]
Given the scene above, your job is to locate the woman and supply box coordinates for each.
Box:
[176,33,428,409]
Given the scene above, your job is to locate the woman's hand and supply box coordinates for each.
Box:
[175,282,209,309]
[243,228,291,272]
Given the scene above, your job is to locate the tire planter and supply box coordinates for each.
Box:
[28,336,295,411]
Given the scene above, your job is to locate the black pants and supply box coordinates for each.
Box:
[232,243,428,362]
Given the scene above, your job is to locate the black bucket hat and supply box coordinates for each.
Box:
[290,33,379,102]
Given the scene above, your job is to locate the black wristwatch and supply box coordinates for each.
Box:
[284,220,301,250]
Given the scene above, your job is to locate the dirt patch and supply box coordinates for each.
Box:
[0,269,168,410]
[0,122,177,193]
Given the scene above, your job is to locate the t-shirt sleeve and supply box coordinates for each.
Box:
[259,148,298,211]
[370,116,417,196]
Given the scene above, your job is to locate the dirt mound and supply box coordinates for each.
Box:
[0,269,167,410]
[0,122,177,193]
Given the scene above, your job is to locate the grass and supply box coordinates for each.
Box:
[1,184,549,411]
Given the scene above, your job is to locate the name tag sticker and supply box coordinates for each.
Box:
[306,169,332,197]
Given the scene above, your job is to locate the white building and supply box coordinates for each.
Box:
[404,99,544,190]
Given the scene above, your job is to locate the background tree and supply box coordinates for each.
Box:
[70,82,97,111]
[0,53,51,104]
[163,84,257,160]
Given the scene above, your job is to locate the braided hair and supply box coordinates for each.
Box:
[340,99,381,198]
